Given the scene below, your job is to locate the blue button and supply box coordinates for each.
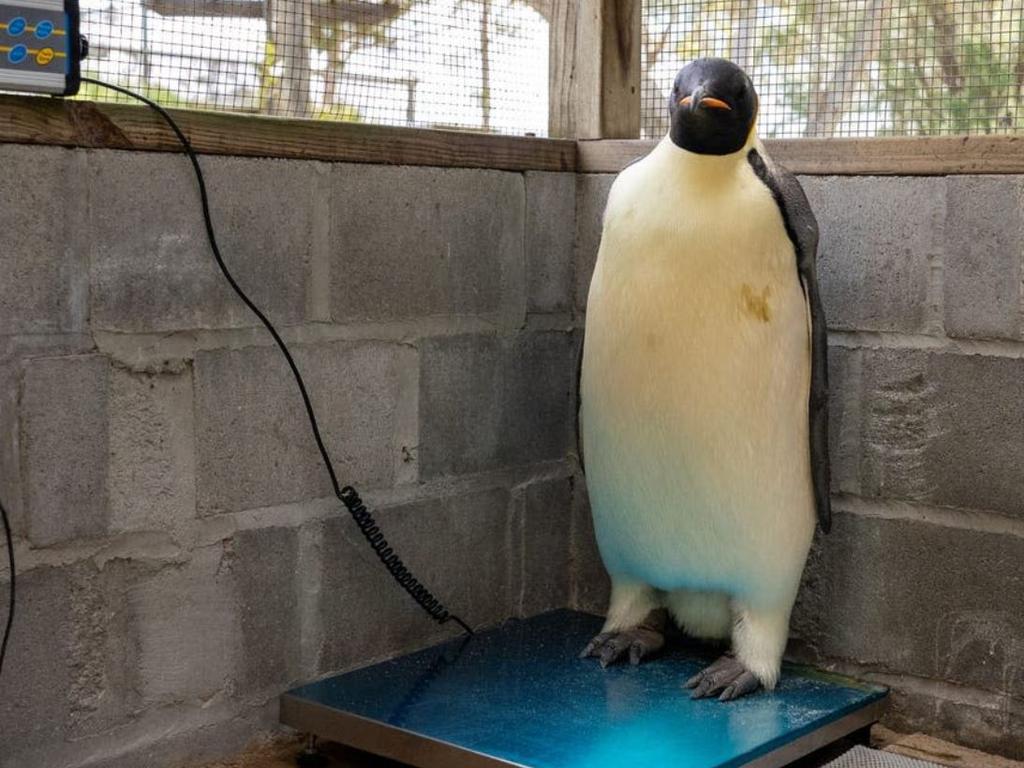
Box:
[8,44,27,64]
[7,17,26,35]
[35,20,53,39]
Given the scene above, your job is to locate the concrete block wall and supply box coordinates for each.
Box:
[4,138,1023,765]
[574,172,1024,759]
[0,145,581,768]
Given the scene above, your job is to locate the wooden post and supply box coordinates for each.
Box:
[549,0,641,139]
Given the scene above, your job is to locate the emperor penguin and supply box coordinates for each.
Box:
[579,58,831,701]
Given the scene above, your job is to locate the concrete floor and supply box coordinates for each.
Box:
[193,736,401,768]
[193,727,1024,768]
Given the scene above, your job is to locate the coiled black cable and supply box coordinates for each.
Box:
[82,78,472,638]
[0,495,13,679]
[339,487,467,629]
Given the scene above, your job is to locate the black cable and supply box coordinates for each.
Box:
[81,78,472,638]
[0,495,13,679]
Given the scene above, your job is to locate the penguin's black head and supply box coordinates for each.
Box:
[668,58,758,155]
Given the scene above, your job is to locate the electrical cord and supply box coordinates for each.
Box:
[81,78,472,638]
[0,496,13,678]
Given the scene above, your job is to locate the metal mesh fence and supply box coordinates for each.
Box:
[642,1,1024,139]
[77,0,549,135]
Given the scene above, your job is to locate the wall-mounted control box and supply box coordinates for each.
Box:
[0,0,84,95]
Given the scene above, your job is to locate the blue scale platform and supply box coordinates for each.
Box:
[281,610,887,768]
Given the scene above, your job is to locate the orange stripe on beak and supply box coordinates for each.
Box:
[699,96,731,111]
[677,95,732,111]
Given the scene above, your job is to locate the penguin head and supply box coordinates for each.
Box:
[668,58,758,155]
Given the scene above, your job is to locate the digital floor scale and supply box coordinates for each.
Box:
[281,610,887,768]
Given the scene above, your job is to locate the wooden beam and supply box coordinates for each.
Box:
[549,0,640,139]
[769,135,1024,175]
[576,137,654,171]
[576,135,1024,175]
[142,0,406,24]
[599,0,641,139]
[0,95,576,172]
[5,95,1024,176]
[142,0,264,17]
[548,0,578,138]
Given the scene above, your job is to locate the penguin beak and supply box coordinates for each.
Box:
[699,96,732,111]
[678,88,732,112]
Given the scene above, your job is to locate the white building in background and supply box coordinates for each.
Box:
[79,0,549,136]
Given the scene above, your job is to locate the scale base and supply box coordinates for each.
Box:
[281,610,887,768]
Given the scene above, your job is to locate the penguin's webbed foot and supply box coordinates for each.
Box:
[579,608,667,668]
[684,654,761,701]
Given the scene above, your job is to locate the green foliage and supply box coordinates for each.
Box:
[643,0,1024,137]
[257,39,281,114]
[314,103,361,122]
[876,4,1020,135]
[75,77,205,111]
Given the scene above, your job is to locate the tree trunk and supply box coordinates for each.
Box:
[480,0,491,131]
[323,37,339,109]
[926,0,962,93]
[267,0,312,117]
[805,0,887,138]
[729,0,758,73]
[640,5,677,139]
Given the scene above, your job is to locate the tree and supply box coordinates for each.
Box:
[266,0,313,116]
[262,0,417,118]
[640,0,1024,138]
[309,0,415,120]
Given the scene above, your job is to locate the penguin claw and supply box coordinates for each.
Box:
[718,672,760,701]
[578,636,604,660]
[579,626,665,668]
[685,655,762,701]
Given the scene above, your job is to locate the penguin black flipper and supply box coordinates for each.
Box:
[747,148,832,534]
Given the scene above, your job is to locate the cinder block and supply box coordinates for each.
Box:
[0,145,87,334]
[0,567,80,756]
[64,708,274,768]
[232,526,302,693]
[0,365,19,534]
[328,165,524,324]
[793,511,1024,699]
[88,152,314,332]
[800,176,944,333]
[525,172,575,313]
[845,349,1024,517]
[194,341,416,515]
[574,174,615,312]
[519,478,572,616]
[920,352,1024,516]
[318,488,513,671]
[944,176,1024,340]
[826,344,862,496]
[22,355,110,546]
[126,546,238,704]
[0,558,141,768]
[418,332,575,478]
[569,477,610,615]
[1,336,95,537]
[108,366,196,534]
[883,684,1024,762]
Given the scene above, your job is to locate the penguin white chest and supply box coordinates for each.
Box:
[580,148,815,600]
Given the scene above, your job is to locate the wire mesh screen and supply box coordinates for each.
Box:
[77,0,549,134]
[642,1,1024,139]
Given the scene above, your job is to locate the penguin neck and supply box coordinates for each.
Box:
[656,130,761,189]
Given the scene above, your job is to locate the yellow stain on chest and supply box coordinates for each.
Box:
[741,283,773,323]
